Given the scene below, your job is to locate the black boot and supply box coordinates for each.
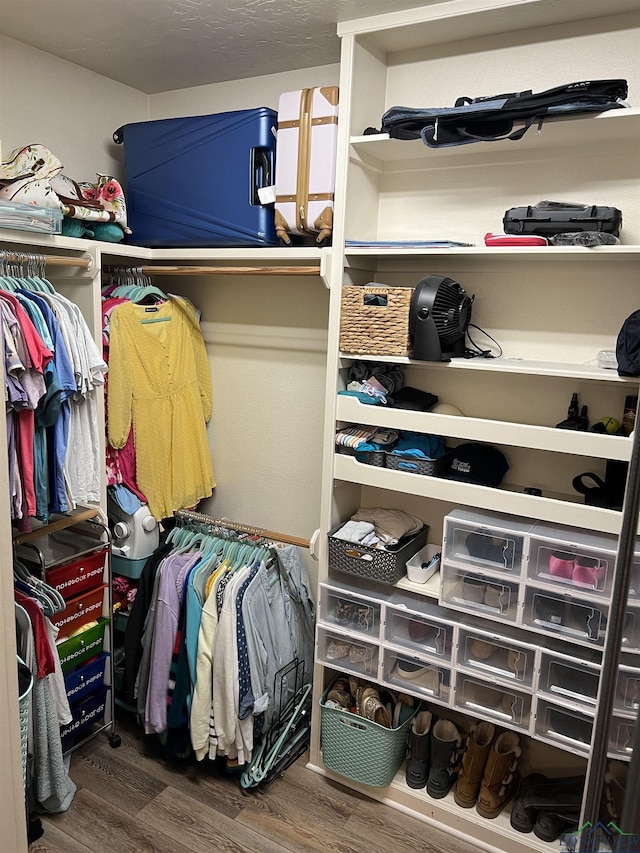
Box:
[427,718,464,799]
[510,773,548,833]
[533,809,580,843]
[405,710,432,789]
[517,775,585,813]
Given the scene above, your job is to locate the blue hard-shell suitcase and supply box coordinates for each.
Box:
[114,108,278,248]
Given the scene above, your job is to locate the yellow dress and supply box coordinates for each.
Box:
[107,296,215,520]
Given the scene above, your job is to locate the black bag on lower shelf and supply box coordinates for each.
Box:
[379,79,628,148]
[503,201,622,236]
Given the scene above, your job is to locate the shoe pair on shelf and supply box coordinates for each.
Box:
[465,531,515,567]
[462,575,507,611]
[333,598,375,631]
[548,550,606,589]
[325,638,375,670]
[406,714,521,819]
[326,676,414,729]
[469,639,527,676]
[510,773,584,842]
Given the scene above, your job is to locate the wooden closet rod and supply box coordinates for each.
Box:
[174,509,310,549]
[0,250,91,270]
[140,265,321,277]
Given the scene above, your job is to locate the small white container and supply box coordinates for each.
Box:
[406,543,441,584]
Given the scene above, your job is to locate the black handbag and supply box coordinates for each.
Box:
[378,80,628,148]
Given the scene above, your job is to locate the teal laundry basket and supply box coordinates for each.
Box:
[320,680,417,788]
[17,656,33,789]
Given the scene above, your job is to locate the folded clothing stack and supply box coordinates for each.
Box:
[335,424,398,452]
[333,507,425,549]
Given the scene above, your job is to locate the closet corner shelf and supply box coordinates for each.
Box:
[338,353,637,384]
[335,396,632,462]
[333,453,624,536]
[12,506,100,545]
[343,245,640,262]
[395,570,440,600]
[349,108,640,166]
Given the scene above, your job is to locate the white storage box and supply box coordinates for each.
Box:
[523,588,607,644]
[384,604,454,662]
[534,700,593,755]
[406,543,441,584]
[527,523,617,596]
[440,563,520,624]
[454,673,532,731]
[382,649,451,705]
[615,661,640,715]
[456,623,536,689]
[316,625,379,678]
[443,509,534,576]
[609,715,635,759]
[318,583,382,639]
[538,651,600,708]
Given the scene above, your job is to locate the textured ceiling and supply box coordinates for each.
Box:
[0,0,437,94]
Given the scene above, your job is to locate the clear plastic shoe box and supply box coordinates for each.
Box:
[523,588,608,644]
[316,625,379,678]
[534,699,594,756]
[442,509,535,575]
[383,595,456,662]
[616,659,640,715]
[453,673,532,731]
[537,649,601,709]
[609,715,635,759]
[382,649,451,705]
[440,563,520,623]
[456,621,537,689]
[526,523,617,597]
[318,582,382,639]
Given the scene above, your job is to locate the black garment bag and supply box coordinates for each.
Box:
[377,80,628,148]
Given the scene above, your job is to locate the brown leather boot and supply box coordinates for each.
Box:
[476,730,521,819]
[454,721,496,808]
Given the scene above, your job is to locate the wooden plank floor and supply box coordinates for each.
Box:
[30,712,482,853]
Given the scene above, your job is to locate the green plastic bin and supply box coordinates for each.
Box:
[320,680,417,787]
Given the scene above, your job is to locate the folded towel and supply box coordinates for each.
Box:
[333,520,376,544]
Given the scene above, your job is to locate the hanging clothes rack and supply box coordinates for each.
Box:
[138,265,321,276]
[174,509,310,549]
[0,249,91,271]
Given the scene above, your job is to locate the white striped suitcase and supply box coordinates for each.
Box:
[274,86,339,246]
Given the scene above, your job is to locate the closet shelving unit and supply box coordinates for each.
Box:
[309,0,640,851]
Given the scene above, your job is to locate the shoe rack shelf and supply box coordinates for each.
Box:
[317,570,637,762]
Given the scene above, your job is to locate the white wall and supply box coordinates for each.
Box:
[148,63,339,118]
[0,35,148,181]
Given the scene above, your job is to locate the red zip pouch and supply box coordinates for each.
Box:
[484,232,548,246]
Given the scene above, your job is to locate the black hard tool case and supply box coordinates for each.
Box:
[503,201,622,236]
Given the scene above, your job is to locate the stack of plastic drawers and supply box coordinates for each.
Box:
[18,525,112,753]
[439,508,639,760]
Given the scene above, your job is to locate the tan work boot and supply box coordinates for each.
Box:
[454,721,496,808]
[476,730,521,819]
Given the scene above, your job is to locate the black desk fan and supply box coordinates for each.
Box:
[409,274,474,361]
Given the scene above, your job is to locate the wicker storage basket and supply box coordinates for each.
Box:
[328,522,429,584]
[339,285,413,356]
[385,451,447,477]
[320,680,417,787]
[336,445,386,468]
